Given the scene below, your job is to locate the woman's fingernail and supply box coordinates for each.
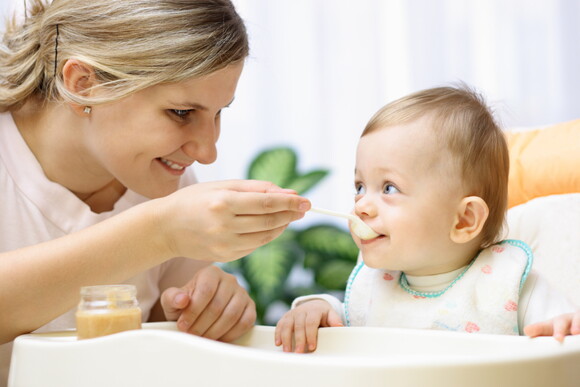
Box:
[299,202,310,211]
[178,319,189,331]
[174,293,188,305]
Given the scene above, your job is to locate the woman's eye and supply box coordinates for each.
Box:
[171,109,193,119]
[354,183,366,195]
[383,183,400,195]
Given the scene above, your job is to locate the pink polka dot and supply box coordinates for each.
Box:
[481,265,493,274]
[383,273,394,281]
[492,246,505,254]
[504,300,518,312]
[465,322,480,333]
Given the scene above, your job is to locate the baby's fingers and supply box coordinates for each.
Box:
[571,313,580,335]
[305,314,322,352]
[553,315,572,342]
[292,314,310,353]
[524,320,554,338]
[275,315,296,353]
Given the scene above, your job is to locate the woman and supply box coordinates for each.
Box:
[0,0,310,383]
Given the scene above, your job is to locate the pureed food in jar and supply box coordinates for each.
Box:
[76,284,142,340]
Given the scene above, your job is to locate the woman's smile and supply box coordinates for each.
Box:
[157,157,190,175]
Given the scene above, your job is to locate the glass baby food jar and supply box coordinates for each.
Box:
[76,284,142,340]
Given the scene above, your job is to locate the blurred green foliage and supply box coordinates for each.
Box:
[223,147,359,325]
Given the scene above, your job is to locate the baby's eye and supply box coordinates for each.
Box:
[383,183,400,195]
[171,109,193,119]
[354,183,366,195]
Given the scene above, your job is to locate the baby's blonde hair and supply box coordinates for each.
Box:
[0,0,248,110]
[362,85,509,248]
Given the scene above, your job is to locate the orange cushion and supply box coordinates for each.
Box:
[506,119,580,208]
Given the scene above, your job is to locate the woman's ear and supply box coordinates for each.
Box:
[450,196,489,244]
[61,59,97,116]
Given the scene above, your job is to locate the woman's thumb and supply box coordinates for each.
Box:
[160,287,190,319]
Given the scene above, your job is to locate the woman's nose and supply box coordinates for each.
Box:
[182,120,219,164]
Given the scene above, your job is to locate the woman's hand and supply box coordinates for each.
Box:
[157,179,311,262]
[160,265,256,342]
[275,300,344,353]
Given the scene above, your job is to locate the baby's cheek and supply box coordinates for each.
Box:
[350,231,362,248]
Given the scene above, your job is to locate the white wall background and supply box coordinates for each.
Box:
[2,0,579,226]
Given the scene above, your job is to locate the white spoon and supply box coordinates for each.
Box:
[310,207,380,240]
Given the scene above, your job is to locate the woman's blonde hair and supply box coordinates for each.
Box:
[0,0,249,110]
[362,85,509,248]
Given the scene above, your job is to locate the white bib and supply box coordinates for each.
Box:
[344,240,533,335]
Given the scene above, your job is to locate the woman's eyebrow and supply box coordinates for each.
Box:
[169,97,235,110]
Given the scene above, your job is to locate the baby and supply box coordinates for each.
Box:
[275,85,580,353]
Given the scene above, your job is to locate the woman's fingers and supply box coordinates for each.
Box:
[211,294,257,342]
[176,267,257,341]
[160,287,191,321]
[175,267,221,332]
[229,211,306,234]
[220,190,310,215]
[210,180,309,214]
[185,281,238,338]
[160,180,310,262]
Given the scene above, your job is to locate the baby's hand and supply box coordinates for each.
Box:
[275,300,343,353]
[524,311,580,342]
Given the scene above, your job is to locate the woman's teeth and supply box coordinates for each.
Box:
[159,158,185,170]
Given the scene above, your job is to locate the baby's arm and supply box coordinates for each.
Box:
[519,270,579,341]
[524,312,580,342]
[275,300,343,353]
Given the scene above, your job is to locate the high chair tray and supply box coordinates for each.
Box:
[9,322,580,387]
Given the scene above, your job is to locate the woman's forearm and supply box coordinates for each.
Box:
[0,200,170,344]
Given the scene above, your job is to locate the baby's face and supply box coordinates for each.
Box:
[353,116,467,276]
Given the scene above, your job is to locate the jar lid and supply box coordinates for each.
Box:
[80,284,137,303]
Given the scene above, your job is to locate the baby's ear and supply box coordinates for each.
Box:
[449,196,489,244]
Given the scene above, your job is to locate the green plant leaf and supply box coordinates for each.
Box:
[285,170,329,195]
[315,260,357,290]
[247,147,297,187]
[241,230,299,307]
[303,251,324,270]
[297,224,359,262]
[284,285,324,300]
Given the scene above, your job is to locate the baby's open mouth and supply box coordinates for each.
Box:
[361,234,386,244]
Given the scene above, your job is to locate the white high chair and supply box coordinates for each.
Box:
[8,321,580,387]
[8,193,580,387]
